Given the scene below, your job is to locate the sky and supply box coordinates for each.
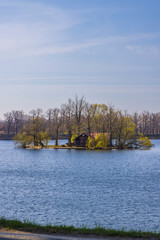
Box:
[0,0,160,117]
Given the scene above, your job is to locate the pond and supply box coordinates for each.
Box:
[0,140,160,231]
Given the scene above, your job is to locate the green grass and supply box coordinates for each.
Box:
[0,218,160,239]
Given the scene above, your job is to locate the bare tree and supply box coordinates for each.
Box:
[46,108,54,136]
[29,108,43,119]
[12,110,24,135]
[84,103,94,136]
[4,112,14,135]
[61,99,74,147]
[52,108,62,146]
[106,105,118,147]
[72,95,86,135]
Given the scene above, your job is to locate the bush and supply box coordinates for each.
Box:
[87,133,109,149]
[138,134,152,148]
[71,134,78,143]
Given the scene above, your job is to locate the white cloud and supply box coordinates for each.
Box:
[126,45,160,56]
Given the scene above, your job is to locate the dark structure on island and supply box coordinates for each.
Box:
[74,133,88,147]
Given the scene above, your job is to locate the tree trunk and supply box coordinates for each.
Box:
[109,133,113,147]
[55,130,58,146]
[68,130,72,147]
[78,123,80,136]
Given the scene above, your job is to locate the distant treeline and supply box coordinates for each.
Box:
[0,96,160,143]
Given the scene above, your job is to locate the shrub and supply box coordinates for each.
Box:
[138,134,152,148]
[71,135,78,143]
[87,133,109,149]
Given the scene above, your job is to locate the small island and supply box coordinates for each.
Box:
[14,97,152,150]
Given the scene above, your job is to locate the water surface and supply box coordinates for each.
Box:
[0,140,160,231]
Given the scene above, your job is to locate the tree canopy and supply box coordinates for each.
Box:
[14,115,49,148]
[2,96,153,150]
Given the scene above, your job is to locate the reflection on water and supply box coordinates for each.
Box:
[0,140,160,231]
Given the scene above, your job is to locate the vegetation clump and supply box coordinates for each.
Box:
[137,134,152,148]
[14,114,49,148]
[87,133,109,149]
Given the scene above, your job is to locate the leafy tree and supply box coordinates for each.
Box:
[91,104,108,133]
[14,132,33,148]
[115,112,136,149]
[14,116,49,148]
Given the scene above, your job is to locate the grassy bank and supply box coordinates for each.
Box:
[0,218,160,239]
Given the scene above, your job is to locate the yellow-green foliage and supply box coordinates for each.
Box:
[87,133,109,149]
[38,131,50,146]
[71,134,78,143]
[14,116,50,148]
[14,132,33,148]
[138,134,152,148]
[87,137,96,149]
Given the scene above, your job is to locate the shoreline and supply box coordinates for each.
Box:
[26,146,116,150]
[0,218,160,239]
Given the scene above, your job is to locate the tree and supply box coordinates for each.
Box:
[46,108,54,136]
[131,112,140,134]
[4,112,13,135]
[14,132,33,148]
[4,110,25,135]
[115,111,136,149]
[52,108,62,146]
[106,105,117,147]
[14,115,49,148]
[72,95,86,135]
[84,103,94,136]
[61,99,74,147]
[91,104,108,133]
[12,110,24,135]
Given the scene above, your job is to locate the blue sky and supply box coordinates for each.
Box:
[0,0,160,117]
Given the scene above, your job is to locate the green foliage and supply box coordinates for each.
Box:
[87,133,109,149]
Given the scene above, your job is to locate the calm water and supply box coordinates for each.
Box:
[0,140,160,231]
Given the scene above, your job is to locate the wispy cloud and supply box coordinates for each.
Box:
[17,33,160,57]
[126,45,160,56]
[0,1,88,58]
[0,1,160,59]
